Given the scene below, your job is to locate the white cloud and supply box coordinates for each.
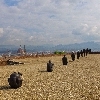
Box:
[0,28,3,33]
[0,0,100,45]
[0,28,4,37]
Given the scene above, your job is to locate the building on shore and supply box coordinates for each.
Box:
[17,45,25,55]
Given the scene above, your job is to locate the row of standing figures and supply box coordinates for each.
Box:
[71,48,90,61]
[47,48,91,72]
[7,48,91,89]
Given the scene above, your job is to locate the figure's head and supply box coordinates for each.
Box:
[18,72,22,76]
[13,72,17,74]
[64,55,66,57]
[49,60,51,63]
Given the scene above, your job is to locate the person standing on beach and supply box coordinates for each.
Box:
[77,50,80,59]
[86,48,88,56]
[71,51,75,61]
[62,55,68,65]
[80,50,83,57]
[83,49,86,57]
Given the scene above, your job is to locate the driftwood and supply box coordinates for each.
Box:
[0,59,24,66]
[6,59,24,65]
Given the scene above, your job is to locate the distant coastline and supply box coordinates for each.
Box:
[0,41,100,55]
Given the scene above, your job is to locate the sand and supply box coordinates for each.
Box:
[0,54,100,100]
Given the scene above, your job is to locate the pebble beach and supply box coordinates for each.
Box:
[0,54,100,100]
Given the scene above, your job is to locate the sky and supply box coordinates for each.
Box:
[0,0,100,46]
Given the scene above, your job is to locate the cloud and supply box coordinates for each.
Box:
[0,28,4,37]
[0,0,100,45]
[0,28,3,33]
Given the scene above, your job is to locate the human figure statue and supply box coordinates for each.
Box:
[86,48,88,56]
[77,50,80,59]
[36,52,38,57]
[62,55,68,65]
[71,51,75,61]
[83,49,86,57]
[47,60,54,72]
[8,72,23,89]
[80,50,83,57]
[88,49,91,54]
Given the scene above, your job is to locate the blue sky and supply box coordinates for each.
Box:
[4,0,19,6]
[0,0,100,46]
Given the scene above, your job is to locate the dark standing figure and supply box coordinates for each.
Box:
[62,55,68,65]
[77,50,80,59]
[47,60,54,72]
[88,49,91,54]
[8,72,23,89]
[86,48,88,56]
[71,51,75,61]
[83,49,86,57]
[80,50,83,57]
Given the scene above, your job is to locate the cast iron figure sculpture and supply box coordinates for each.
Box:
[8,72,23,89]
[77,50,80,59]
[62,55,68,65]
[47,60,54,72]
[71,51,75,61]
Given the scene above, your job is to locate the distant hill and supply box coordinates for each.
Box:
[53,41,100,51]
[0,41,100,54]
